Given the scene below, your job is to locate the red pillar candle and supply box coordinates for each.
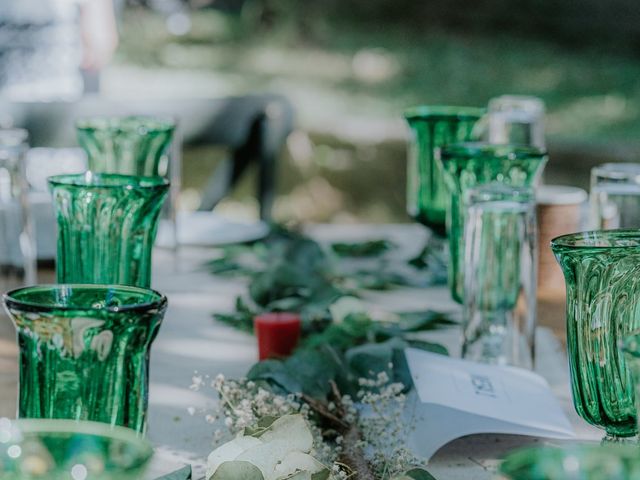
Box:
[254,312,301,360]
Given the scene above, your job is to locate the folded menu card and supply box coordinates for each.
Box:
[404,348,575,460]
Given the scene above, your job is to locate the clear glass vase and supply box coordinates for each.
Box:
[3,284,168,434]
[0,419,154,479]
[0,128,37,287]
[552,230,640,440]
[462,184,537,368]
[403,106,484,236]
[49,173,169,288]
[438,142,547,303]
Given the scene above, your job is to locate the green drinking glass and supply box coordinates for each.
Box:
[76,116,175,177]
[622,333,640,435]
[0,418,154,479]
[404,106,484,237]
[552,230,640,440]
[3,284,168,433]
[498,444,640,479]
[49,173,169,288]
[438,143,547,303]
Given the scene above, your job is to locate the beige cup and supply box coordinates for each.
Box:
[536,185,587,296]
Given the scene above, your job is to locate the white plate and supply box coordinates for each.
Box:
[156,211,269,247]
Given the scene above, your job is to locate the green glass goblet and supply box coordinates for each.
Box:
[621,333,640,435]
[404,106,484,237]
[552,230,640,441]
[0,418,154,479]
[438,142,547,303]
[3,284,168,433]
[498,444,640,480]
[49,173,169,288]
[76,116,175,177]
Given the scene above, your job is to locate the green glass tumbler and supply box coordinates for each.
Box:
[438,143,547,303]
[404,106,484,236]
[0,418,154,479]
[4,284,167,433]
[49,173,169,288]
[498,444,640,480]
[622,333,640,436]
[552,230,640,440]
[76,116,175,177]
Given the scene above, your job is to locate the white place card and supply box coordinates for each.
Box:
[404,348,575,460]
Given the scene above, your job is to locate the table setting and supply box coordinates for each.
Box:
[0,94,640,480]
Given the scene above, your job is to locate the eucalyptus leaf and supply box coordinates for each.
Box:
[406,339,449,356]
[209,461,264,480]
[278,473,311,480]
[207,436,263,475]
[311,471,330,480]
[244,416,280,437]
[331,239,395,257]
[259,415,313,452]
[247,360,303,395]
[402,467,438,480]
[345,337,407,380]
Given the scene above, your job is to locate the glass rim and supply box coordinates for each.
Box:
[47,173,170,190]
[499,443,640,476]
[75,115,176,133]
[6,418,152,447]
[592,162,640,181]
[466,183,535,205]
[403,105,485,121]
[551,229,640,250]
[439,142,547,160]
[4,284,168,314]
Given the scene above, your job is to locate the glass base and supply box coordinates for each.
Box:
[602,433,638,445]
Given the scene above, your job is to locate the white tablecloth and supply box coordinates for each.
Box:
[146,224,600,480]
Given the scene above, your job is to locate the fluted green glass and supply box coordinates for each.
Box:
[622,333,640,437]
[76,116,175,177]
[404,106,484,236]
[49,173,169,287]
[439,143,547,303]
[0,419,153,479]
[498,444,640,480]
[552,230,640,440]
[3,284,168,433]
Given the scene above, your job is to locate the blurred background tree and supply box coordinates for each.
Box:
[106,0,640,223]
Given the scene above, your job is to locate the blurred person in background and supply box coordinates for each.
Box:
[0,0,119,101]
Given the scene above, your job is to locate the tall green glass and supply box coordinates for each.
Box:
[498,444,640,480]
[3,284,168,433]
[552,230,640,440]
[404,106,484,236]
[622,333,640,435]
[76,116,175,176]
[49,173,169,287]
[0,419,154,479]
[439,143,547,303]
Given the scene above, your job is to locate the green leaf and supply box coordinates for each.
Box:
[244,415,280,437]
[311,471,330,480]
[154,465,192,480]
[403,467,438,480]
[407,339,449,356]
[345,337,407,379]
[331,239,395,257]
[210,461,264,480]
[247,360,303,394]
